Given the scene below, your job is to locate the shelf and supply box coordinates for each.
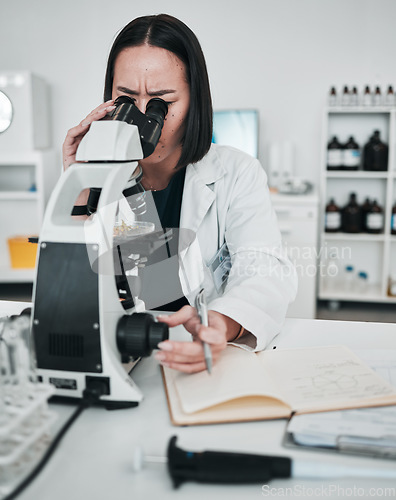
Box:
[326,171,388,179]
[0,151,47,164]
[322,232,386,242]
[0,191,38,200]
[320,107,396,306]
[327,106,394,114]
[319,284,396,303]
[0,266,36,283]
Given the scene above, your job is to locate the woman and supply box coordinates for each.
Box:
[63,14,297,373]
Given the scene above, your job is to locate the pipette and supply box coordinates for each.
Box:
[133,436,396,488]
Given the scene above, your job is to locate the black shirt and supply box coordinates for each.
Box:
[152,166,186,229]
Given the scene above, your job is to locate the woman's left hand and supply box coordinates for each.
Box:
[155,306,239,373]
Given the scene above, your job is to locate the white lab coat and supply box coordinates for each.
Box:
[178,144,297,351]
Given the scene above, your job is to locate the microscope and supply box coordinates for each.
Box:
[31,96,171,409]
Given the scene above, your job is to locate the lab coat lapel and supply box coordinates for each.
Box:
[180,148,225,232]
[180,164,215,232]
[178,149,225,303]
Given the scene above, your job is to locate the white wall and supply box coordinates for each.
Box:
[1,0,396,186]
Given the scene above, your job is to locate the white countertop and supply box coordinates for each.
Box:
[1,301,396,500]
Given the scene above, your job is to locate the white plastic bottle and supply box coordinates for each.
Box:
[328,86,337,106]
[324,251,340,291]
[341,85,350,106]
[356,271,368,294]
[385,86,396,106]
[343,265,355,292]
[363,85,372,106]
[373,86,382,106]
[350,86,359,106]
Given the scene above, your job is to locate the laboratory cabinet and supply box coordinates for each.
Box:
[0,151,58,282]
[319,107,396,304]
[271,192,319,319]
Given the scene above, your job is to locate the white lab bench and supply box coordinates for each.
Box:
[1,300,396,500]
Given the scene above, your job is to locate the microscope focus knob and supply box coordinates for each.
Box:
[116,313,169,358]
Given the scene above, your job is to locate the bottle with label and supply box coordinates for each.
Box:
[366,199,384,234]
[385,85,395,106]
[391,201,396,235]
[342,192,362,233]
[373,86,382,106]
[361,197,372,232]
[341,85,350,106]
[328,87,337,106]
[363,130,388,171]
[327,136,343,170]
[342,136,360,170]
[325,198,342,232]
[350,86,359,106]
[363,85,372,106]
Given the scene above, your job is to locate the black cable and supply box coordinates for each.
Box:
[3,389,102,500]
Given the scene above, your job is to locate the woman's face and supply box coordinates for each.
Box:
[112,44,190,169]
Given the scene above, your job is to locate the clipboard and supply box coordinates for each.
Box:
[283,415,396,460]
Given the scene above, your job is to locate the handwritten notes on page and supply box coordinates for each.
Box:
[263,346,396,411]
[286,349,396,453]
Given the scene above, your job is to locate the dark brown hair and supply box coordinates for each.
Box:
[104,14,213,168]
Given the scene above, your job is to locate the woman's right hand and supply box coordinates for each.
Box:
[62,99,116,171]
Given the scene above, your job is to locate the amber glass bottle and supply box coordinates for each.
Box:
[363,130,388,171]
[327,136,343,170]
[342,193,362,233]
[325,198,341,232]
[366,199,384,234]
[360,197,372,232]
[343,136,360,170]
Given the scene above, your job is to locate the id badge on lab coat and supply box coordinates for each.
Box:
[208,242,231,293]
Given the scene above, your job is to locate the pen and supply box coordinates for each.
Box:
[195,288,212,374]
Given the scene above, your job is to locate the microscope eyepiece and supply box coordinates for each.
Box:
[111,95,137,123]
[109,95,168,158]
[114,95,135,106]
[145,97,168,128]
[85,95,168,215]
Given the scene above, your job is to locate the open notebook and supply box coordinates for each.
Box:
[161,345,396,426]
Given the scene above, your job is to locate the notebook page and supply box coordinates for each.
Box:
[286,349,396,447]
[172,345,285,414]
[261,345,396,412]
